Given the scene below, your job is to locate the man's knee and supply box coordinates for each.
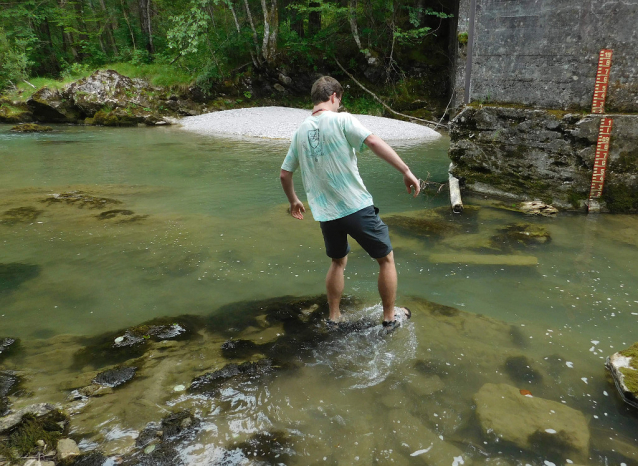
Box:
[331,256,348,268]
[376,251,394,266]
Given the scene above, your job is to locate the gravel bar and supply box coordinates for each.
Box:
[179,107,441,142]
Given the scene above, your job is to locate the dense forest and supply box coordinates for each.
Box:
[0,0,457,113]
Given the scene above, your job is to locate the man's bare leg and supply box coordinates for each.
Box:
[377,251,397,322]
[326,256,348,321]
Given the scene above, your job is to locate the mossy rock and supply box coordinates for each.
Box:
[95,209,149,223]
[0,410,68,460]
[92,108,139,127]
[41,191,122,210]
[0,206,43,225]
[231,430,294,464]
[0,338,20,362]
[618,342,638,394]
[0,102,32,123]
[10,123,53,133]
[72,315,205,369]
[606,342,638,409]
[384,214,463,239]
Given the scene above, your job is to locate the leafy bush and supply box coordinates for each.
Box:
[0,28,31,92]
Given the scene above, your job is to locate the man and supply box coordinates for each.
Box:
[279,76,420,332]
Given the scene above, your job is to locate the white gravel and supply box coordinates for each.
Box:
[179,106,441,142]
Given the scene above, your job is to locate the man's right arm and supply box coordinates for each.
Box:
[364,134,421,197]
[280,169,306,220]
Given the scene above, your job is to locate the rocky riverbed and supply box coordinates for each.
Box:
[1,290,637,465]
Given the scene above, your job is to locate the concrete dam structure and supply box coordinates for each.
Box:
[448,0,638,212]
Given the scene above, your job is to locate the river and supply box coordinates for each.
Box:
[0,123,636,465]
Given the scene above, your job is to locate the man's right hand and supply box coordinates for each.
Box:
[290,201,306,220]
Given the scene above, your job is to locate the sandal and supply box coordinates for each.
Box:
[395,307,412,321]
[379,319,401,335]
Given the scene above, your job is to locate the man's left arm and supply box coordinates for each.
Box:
[364,134,421,197]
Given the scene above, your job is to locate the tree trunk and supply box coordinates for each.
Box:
[58,0,80,60]
[260,0,278,63]
[120,0,137,49]
[243,0,262,58]
[308,1,321,36]
[98,0,119,55]
[348,0,362,51]
[139,0,155,54]
[228,0,260,67]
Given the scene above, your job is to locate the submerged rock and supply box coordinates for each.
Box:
[0,371,19,415]
[231,430,295,464]
[605,342,638,409]
[503,355,544,385]
[93,366,137,388]
[189,359,274,397]
[0,263,41,294]
[10,123,53,133]
[41,191,122,209]
[474,383,590,461]
[73,316,201,369]
[95,209,148,223]
[0,206,43,225]
[0,338,19,362]
[491,223,551,248]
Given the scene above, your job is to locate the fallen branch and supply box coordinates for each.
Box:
[23,79,36,89]
[334,57,445,129]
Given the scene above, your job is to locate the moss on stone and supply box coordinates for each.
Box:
[40,191,122,209]
[0,410,68,459]
[457,32,468,45]
[602,179,638,213]
[10,123,53,132]
[92,108,138,127]
[0,206,43,226]
[612,148,638,174]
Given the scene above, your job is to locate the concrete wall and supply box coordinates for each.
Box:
[453,0,638,112]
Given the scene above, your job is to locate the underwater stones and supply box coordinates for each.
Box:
[95,209,148,223]
[503,355,543,385]
[429,253,538,266]
[220,339,261,359]
[605,342,638,409]
[0,372,19,415]
[73,317,198,369]
[41,191,122,210]
[93,366,137,388]
[384,214,462,239]
[408,374,445,398]
[0,206,43,225]
[160,411,198,440]
[0,338,19,362]
[0,407,68,460]
[189,359,273,397]
[57,438,80,462]
[492,223,551,247]
[0,263,40,294]
[72,451,108,466]
[232,430,294,464]
[9,123,53,133]
[474,383,590,460]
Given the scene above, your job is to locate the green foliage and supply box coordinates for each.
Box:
[458,31,468,45]
[0,28,32,92]
[61,62,93,80]
[105,63,192,88]
[343,95,383,116]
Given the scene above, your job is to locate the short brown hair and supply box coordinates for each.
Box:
[311,76,343,105]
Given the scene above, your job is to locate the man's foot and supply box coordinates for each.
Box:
[380,307,411,336]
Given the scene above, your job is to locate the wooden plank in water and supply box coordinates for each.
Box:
[429,254,538,266]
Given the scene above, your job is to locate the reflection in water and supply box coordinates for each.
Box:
[0,125,637,464]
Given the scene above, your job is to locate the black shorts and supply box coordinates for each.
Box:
[319,206,393,259]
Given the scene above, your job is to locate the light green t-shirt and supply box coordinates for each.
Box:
[281,111,373,222]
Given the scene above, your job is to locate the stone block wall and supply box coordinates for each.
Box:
[453,0,638,112]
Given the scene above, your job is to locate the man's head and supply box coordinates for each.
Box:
[311,76,343,105]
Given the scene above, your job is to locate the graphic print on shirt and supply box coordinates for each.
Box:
[307,129,323,161]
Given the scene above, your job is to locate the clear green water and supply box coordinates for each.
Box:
[1,124,637,465]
